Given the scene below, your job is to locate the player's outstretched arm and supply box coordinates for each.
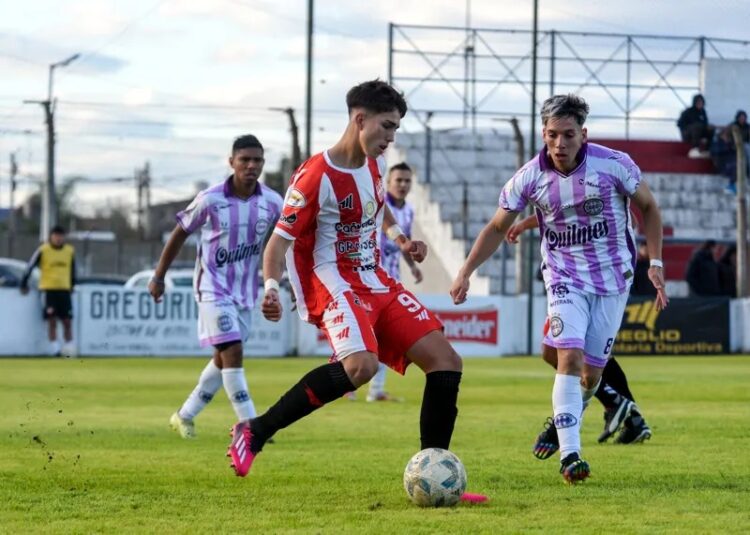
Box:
[631,182,669,310]
[149,224,189,303]
[262,233,292,322]
[506,214,538,244]
[450,207,518,304]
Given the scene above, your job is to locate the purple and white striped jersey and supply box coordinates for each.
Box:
[499,143,640,296]
[379,193,415,281]
[177,178,283,307]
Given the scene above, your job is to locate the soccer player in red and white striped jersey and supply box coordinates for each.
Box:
[226,81,479,501]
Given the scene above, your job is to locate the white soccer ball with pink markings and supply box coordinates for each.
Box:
[403,448,467,507]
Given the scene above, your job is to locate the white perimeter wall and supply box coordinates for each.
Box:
[2,286,748,357]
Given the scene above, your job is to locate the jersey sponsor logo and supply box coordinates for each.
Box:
[335,238,378,255]
[285,188,306,208]
[215,242,261,267]
[432,309,498,344]
[279,213,297,226]
[255,218,270,236]
[553,412,578,429]
[334,218,375,235]
[217,313,234,332]
[583,197,604,215]
[551,283,569,299]
[352,263,377,272]
[338,194,354,210]
[544,220,610,251]
[549,315,564,337]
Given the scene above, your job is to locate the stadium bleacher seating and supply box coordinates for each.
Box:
[394,131,736,297]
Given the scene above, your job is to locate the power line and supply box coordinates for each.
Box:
[75,0,170,66]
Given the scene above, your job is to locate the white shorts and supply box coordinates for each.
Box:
[197,301,252,348]
[543,284,629,368]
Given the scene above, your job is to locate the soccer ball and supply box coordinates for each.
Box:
[403,448,467,507]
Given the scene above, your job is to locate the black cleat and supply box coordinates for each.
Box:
[597,397,635,443]
[614,409,652,444]
[533,417,559,460]
[560,452,590,484]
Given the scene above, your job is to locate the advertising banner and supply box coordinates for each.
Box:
[76,287,293,357]
[614,297,730,355]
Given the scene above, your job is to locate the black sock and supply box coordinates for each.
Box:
[420,371,462,450]
[601,358,635,402]
[251,361,355,452]
[595,384,623,410]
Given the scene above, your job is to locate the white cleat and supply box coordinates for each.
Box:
[170,412,196,439]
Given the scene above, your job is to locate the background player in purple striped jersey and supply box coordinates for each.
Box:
[148,135,283,453]
[364,162,421,402]
[451,94,668,484]
[506,215,652,451]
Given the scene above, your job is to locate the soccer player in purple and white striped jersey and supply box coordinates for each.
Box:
[451,94,668,484]
[148,135,283,455]
[364,162,422,403]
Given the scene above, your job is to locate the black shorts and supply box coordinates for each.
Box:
[43,290,73,320]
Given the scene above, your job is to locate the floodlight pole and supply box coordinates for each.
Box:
[305,0,314,158]
[527,0,540,355]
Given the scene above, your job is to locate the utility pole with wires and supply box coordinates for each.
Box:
[270,107,302,171]
[24,53,80,242]
[135,162,152,240]
[7,152,18,256]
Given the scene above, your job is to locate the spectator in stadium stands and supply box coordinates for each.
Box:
[718,244,737,297]
[730,110,750,143]
[631,242,657,297]
[677,94,715,158]
[710,127,738,194]
[20,225,76,356]
[685,240,721,296]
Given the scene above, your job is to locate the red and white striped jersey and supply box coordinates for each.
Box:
[274,151,399,322]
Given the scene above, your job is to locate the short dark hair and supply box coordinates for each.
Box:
[232,134,263,154]
[346,80,407,118]
[50,225,66,235]
[388,162,412,175]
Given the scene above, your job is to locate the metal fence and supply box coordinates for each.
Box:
[389,24,750,138]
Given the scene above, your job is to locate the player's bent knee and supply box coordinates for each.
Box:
[341,352,379,386]
[541,344,558,368]
[556,348,583,375]
[581,368,603,390]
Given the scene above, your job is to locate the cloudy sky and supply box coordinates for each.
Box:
[1,0,749,213]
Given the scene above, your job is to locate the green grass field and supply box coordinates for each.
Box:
[1,356,749,534]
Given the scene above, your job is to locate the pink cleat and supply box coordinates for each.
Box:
[460,492,489,504]
[227,421,259,477]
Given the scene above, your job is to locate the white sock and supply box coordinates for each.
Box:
[178,360,223,420]
[368,363,387,398]
[222,368,257,421]
[580,377,601,416]
[553,373,583,459]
